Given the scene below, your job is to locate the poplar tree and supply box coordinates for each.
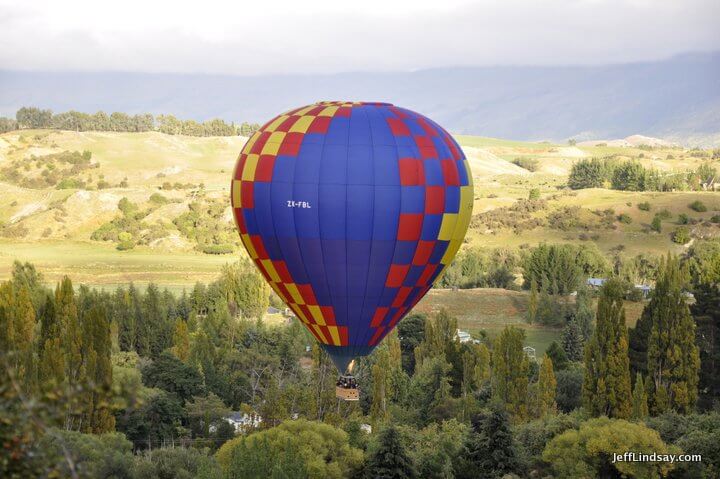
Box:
[582,278,632,419]
[81,306,115,433]
[646,255,700,414]
[0,282,35,385]
[172,318,190,362]
[492,326,529,421]
[631,373,649,419]
[527,279,538,324]
[536,355,557,418]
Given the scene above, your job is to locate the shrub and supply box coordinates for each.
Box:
[689,200,707,212]
[201,244,234,254]
[512,157,539,172]
[711,215,720,224]
[617,214,632,224]
[149,193,169,205]
[672,227,691,244]
[651,215,662,233]
[528,188,541,200]
[678,213,690,225]
[637,202,651,211]
[656,209,672,220]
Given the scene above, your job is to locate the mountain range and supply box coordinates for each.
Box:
[1,51,718,145]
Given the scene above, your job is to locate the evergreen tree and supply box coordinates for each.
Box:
[692,281,720,410]
[527,278,538,324]
[631,372,649,419]
[366,426,417,479]
[646,255,700,414]
[562,319,584,362]
[492,326,529,421]
[454,406,518,479]
[536,355,557,418]
[574,286,595,340]
[545,341,568,371]
[582,278,632,419]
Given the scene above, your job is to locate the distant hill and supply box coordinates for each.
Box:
[1,52,718,144]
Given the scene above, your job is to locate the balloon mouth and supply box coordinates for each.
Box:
[321,344,376,374]
[316,101,393,106]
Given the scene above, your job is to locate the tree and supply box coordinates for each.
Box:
[582,279,632,419]
[171,318,190,362]
[454,406,519,479]
[492,327,529,421]
[632,373,649,419]
[556,364,584,413]
[646,255,700,414]
[692,281,720,410]
[536,355,557,418]
[545,341,568,371]
[561,320,584,362]
[186,392,231,438]
[402,420,469,479]
[80,306,115,433]
[0,282,36,385]
[574,286,595,340]
[116,391,186,449]
[542,417,678,479]
[612,161,647,191]
[365,426,417,479]
[398,314,425,375]
[217,419,363,479]
[141,352,205,402]
[568,158,608,189]
[527,279,538,324]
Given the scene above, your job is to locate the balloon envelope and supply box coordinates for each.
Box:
[230,101,473,372]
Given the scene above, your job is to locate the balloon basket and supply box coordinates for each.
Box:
[335,375,359,401]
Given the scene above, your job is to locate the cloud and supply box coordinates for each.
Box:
[0,0,718,74]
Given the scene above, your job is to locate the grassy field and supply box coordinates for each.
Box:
[1,129,717,354]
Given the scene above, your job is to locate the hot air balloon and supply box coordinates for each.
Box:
[230,101,473,400]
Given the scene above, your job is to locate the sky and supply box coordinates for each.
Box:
[0,0,718,75]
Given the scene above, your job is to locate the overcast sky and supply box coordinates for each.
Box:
[1,0,718,75]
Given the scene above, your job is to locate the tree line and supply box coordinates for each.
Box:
[568,156,718,192]
[0,107,260,137]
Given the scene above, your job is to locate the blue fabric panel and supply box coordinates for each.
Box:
[346,185,373,241]
[273,155,296,182]
[295,143,322,184]
[325,116,350,145]
[349,108,371,146]
[320,144,347,184]
[347,145,373,185]
[293,182,320,238]
[404,265,425,286]
[297,237,331,305]
[270,181,296,237]
[445,186,460,213]
[457,159,469,185]
[373,186,400,240]
[424,160,444,186]
[373,146,399,185]
[429,240,450,263]
[276,235,309,283]
[243,210,259,235]
[420,214,442,241]
[365,240,394,298]
[401,186,425,213]
[392,241,417,264]
[319,184,346,240]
